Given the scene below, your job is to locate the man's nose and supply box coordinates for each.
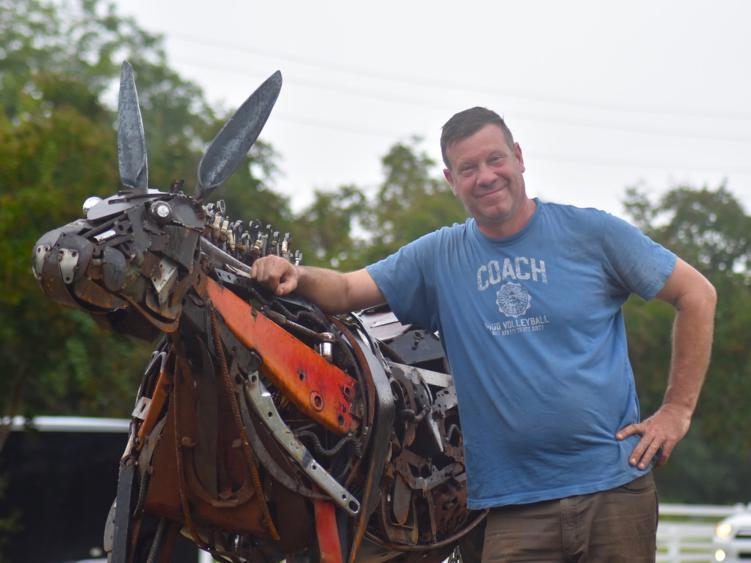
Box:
[476,163,497,186]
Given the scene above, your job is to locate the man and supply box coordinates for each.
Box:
[251,108,717,562]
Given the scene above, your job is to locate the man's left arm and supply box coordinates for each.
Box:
[617,257,717,469]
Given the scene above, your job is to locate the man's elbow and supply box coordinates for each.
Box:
[701,278,717,312]
[680,275,717,314]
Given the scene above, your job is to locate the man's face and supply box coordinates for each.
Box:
[443,124,528,234]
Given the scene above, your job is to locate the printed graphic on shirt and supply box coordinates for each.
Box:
[496,282,531,317]
[478,257,550,337]
[476,257,547,291]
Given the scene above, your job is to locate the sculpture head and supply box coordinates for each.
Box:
[32,62,283,339]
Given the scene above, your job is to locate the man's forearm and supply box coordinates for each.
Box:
[662,286,717,416]
[295,266,354,314]
[251,256,385,313]
[295,266,385,314]
[617,266,716,467]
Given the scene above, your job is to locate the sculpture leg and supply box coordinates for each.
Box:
[314,498,344,563]
[107,460,135,563]
[104,459,177,563]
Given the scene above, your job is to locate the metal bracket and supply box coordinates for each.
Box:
[388,362,453,389]
[243,372,360,516]
[33,244,49,280]
[151,257,177,303]
[433,386,458,416]
[58,248,80,285]
[132,396,151,421]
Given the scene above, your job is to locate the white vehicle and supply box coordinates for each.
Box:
[713,508,751,562]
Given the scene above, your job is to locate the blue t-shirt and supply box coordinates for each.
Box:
[367,200,676,509]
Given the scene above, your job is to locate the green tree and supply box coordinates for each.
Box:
[624,184,750,278]
[362,137,467,263]
[294,184,369,269]
[289,139,464,271]
[0,66,151,424]
[0,3,290,557]
[0,0,286,429]
[622,184,751,503]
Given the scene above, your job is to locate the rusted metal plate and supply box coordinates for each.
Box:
[207,278,358,434]
[314,498,343,563]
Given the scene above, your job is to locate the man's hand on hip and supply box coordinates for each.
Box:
[616,403,692,468]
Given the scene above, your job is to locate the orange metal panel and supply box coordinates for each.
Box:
[207,278,359,434]
[314,498,344,563]
[136,366,169,443]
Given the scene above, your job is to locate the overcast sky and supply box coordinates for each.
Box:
[115,0,751,219]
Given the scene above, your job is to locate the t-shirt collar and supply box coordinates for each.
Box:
[471,198,542,245]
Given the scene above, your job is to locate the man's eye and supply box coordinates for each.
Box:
[460,166,476,176]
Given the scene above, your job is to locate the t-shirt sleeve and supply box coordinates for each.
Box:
[366,232,439,331]
[599,212,677,300]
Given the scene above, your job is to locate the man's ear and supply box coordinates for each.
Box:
[443,168,457,196]
[514,143,526,173]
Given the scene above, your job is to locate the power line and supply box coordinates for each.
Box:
[171,54,751,146]
[529,151,751,176]
[270,110,403,140]
[154,54,751,179]
[166,32,751,122]
[266,110,751,179]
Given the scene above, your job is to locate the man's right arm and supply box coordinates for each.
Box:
[250,255,385,314]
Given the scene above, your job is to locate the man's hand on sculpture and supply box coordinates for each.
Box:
[616,403,692,469]
[252,255,299,295]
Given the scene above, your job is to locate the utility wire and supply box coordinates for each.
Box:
[268,109,751,178]
[160,51,751,178]
[170,55,751,146]
[529,151,751,176]
[166,32,751,122]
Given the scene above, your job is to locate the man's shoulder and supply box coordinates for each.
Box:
[371,219,473,269]
[436,218,473,235]
[540,200,610,222]
[410,218,473,247]
[539,201,634,239]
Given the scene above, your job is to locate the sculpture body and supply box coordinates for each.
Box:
[33,63,484,562]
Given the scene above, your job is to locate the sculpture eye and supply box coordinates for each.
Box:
[150,201,173,222]
[82,196,103,215]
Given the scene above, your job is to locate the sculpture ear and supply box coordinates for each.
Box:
[196,71,283,201]
[117,61,149,191]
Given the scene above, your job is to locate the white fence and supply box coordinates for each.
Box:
[657,503,750,563]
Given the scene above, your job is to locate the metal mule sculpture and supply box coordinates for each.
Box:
[32,62,485,563]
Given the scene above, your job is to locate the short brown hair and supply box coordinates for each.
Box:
[440,107,515,168]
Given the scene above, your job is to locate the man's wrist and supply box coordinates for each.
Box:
[294,264,309,287]
[659,401,694,421]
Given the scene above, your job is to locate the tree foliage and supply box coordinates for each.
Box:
[294,185,369,270]
[361,138,467,263]
[294,138,466,270]
[622,184,751,503]
[0,0,287,425]
[624,185,751,278]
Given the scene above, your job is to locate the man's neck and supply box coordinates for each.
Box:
[477,198,537,239]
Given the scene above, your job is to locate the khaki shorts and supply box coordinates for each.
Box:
[481,473,658,563]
